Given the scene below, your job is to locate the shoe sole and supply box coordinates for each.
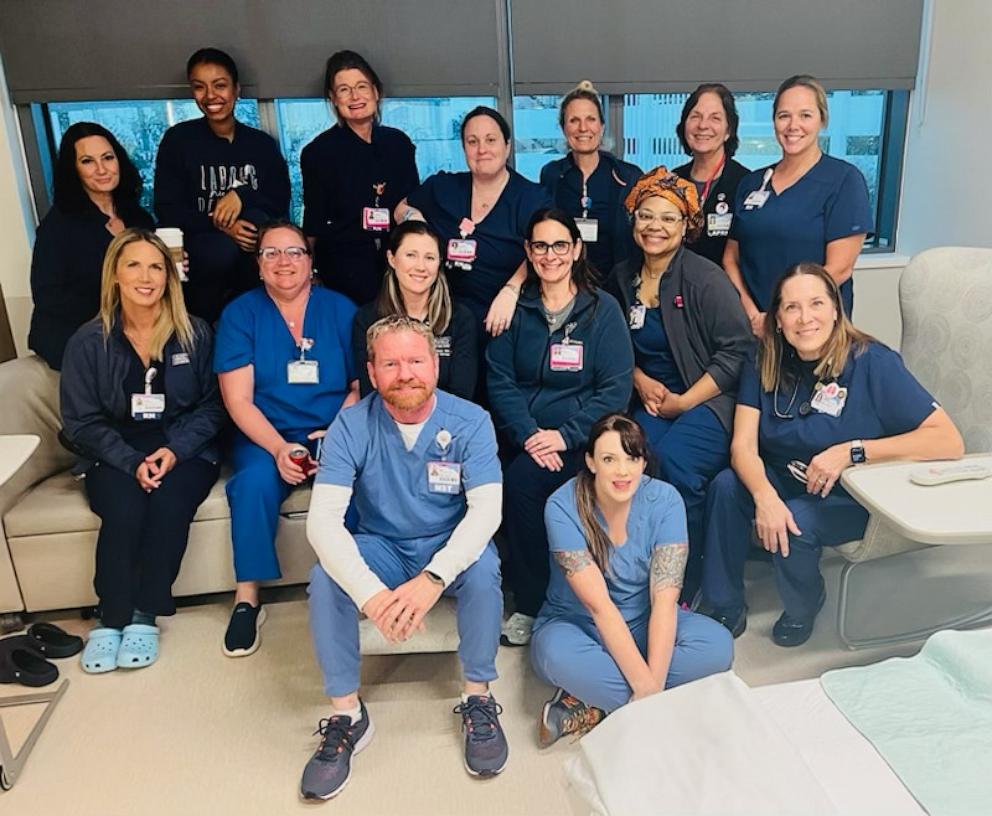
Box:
[222,607,267,658]
[462,751,507,779]
[301,720,376,801]
[499,634,530,648]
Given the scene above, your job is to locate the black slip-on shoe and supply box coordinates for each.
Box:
[28,622,84,658]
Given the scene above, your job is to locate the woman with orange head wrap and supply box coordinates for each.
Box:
[605,166,754,602]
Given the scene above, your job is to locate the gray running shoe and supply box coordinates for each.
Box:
[453,695,508,777]
[300,701,374,800]
[499,612,535,647]
[538,688,605,747]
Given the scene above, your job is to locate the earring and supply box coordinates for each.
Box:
[776,325,782,333]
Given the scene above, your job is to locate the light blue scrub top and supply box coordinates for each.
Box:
[537,476,687,629]
[730,154,873,315]
[317,389,503,546]
[214,286,357,437]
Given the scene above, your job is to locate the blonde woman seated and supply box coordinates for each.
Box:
[530,413,733,745]
[61,228,223,672]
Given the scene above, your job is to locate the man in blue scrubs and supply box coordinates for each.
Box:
[300,316,507,801]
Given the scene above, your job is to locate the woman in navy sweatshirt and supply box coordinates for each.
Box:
[486,208,633,647]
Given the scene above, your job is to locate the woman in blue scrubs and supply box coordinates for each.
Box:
[215,221,359,657]
[672,83,750,267]
[724,75,873,335]
[539,81,642,276]
[301,51,420,305]
[530,413,733,745]
[605,167,753,603]
[397,107,550,337]
[487,209,633,647]
[699,263,963,647]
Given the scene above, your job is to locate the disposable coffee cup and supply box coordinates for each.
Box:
[155,227,187,281]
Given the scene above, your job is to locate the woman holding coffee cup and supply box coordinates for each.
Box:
[29,122,154,371]
[214,221,360,657]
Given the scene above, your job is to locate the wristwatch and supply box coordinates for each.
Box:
[850,439,866,464]
[423,570,445,587]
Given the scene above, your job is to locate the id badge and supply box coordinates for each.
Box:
[575,218,599,243]
[435,335,452,357]
[427,460,462,494]
[743,190,770,209]
[707,212,733,237]
[287,359,319,384]
[131,393,165,421]
[447,238,477,271]
[629,304,646,330]
[809,382,847,417]
[550,342,583,372]
[362,207,390,232]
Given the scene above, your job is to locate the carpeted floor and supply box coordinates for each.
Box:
[3,546,991,816]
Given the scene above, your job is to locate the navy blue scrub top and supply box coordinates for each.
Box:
[730,154,873,316]
[406,170,550,321]
[213,286,358,438]
[738,342,937,487]
[632,306,686,394]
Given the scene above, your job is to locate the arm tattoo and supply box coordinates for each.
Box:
[650,543,688,593]
[554,549,594,577]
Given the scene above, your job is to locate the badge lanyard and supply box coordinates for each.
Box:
[699,154,726,208]
[580,178,592,219]
[144,367,157,396]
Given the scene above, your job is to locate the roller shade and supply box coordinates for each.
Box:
[0,0,503,102]
[511,0,924,95]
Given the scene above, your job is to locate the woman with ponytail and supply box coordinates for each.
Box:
[529,413,733,746]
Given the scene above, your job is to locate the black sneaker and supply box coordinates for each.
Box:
[772,587,826,648]
[300,701,374,801]
[538,688,606,747]
[700,603,748,638]
[223,602,266,657]
[453,695,508,777]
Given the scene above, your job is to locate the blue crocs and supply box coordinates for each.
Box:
[116,623,160,669]
[81,628,123,674]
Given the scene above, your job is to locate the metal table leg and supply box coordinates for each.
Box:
[0,679,69,790]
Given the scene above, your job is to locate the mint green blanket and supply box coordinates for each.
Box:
[821,628,992,816]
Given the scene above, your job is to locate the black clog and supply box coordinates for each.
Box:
[28,622,84,658]
[0,636,59,687]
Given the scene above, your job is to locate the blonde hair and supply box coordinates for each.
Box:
[99,228,195,359]
[559,80,605,129]
[774,74,829,126]
[759,263,872,391]
[366,314,436,362]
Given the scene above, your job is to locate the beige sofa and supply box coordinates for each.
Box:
[0,354,458,652]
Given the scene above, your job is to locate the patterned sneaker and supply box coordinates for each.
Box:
[223,602,266,657]
[499,612,535,647]
[300,701,375,801]
[538,688,605,747]
[453,695,508,777]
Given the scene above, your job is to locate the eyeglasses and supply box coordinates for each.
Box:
[528,240,573,256]
[258,246,309,262]
[333,81,374,100]
[787,460,809,484]
[634,210,684,226]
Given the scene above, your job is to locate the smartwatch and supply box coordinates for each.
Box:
[850,439,866,464]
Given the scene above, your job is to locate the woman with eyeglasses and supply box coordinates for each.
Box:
[539,81,642,276]
[301,50,420,305]
[486,208,633,646]
[699,263,962,647]
[214,221,359,657]
[604,167,753,603]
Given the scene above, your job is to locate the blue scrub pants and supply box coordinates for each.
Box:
[226,431,314,582]
[308,539,503,697]
[503,450,581,617]
[701,466,869,619]
[530,607,733,712]
[633,404,730,599]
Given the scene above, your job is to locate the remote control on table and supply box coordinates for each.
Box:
[909,462,992,486]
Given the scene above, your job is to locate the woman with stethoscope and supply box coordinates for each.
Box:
[539,81,643,276]
[698,263,963,647]
[723,75,873,336]
[672,83,750,268]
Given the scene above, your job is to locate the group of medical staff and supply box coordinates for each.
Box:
[37,43,967,801]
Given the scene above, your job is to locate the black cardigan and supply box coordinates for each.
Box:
[605,247,754,432]
[60,315,224,476]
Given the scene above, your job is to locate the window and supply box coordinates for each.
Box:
[44,99,261,213]
[275,96,495,224]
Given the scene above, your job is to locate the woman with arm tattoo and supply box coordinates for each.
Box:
[529,413,734,747]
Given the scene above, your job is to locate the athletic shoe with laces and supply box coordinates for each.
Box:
[538,688,606,747]
[499,612,535,647]
[300,700,374,801]
[223,602,266,657]
[453,695,508,777]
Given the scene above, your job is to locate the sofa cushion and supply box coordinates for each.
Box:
[4,468,314,538]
